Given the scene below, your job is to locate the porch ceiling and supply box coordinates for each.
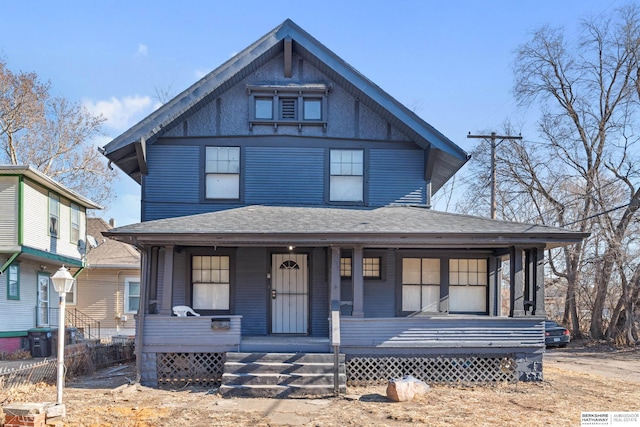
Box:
[103,205,588,250]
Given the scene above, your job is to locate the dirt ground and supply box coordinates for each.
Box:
[2,345,639,427]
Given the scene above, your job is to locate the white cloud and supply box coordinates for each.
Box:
[83,95,160,133]
[137,43,148,56]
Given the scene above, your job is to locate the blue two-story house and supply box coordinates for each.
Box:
[101,20,587,393]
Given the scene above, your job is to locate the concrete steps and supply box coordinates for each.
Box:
[220,352,346,397]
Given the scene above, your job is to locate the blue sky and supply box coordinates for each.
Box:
[0,0,621,225]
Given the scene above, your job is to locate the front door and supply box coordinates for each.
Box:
[271,253,308,334]
[37,273,50,326]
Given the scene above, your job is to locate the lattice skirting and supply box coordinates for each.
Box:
[156,352,225,388]
[346,354,517,386]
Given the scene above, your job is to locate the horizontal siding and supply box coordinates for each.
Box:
[75,268,139,332]
[245,147,324,205]
[22,180,84,260]
[368,148,426,206]
[340,317,544,349]
[310,248,328,336]
[145,145,200,203]
[235,248,268,335]
[142,315,241,352]
[0,259,39,332]
[0,177,18,246]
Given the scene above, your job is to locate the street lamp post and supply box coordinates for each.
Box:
[50,266,75,405]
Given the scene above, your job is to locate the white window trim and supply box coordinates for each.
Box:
[124,277,141,313]
[65,281,77,305]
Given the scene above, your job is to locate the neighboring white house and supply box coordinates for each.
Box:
[0,165,100,354]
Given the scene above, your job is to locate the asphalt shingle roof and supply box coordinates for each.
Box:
[105,205,588,249]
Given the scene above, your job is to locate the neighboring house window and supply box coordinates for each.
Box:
[330,149,363,202]
[248,84,328,129]
[205,147,240,199]
[402,258,440,313]
[340,257,381,279]
[6,264,20,300]
[49,193,60,237]
[449,258,488,313]
[124,278,141,313]
[70,203,80,243]
[192,255,230,311]
[65,281,77,305]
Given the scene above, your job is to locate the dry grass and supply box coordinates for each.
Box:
[1,364,638,426]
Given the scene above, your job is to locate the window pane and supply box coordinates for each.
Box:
[129,296,140,312]
[363,257,380,278]
[206,147,240,173]
[193,283,229,310]
[340,257,352,277]
[422,259,440,284]
[303,98,321,120]
[402,285,421,311]
[206,174,240,199]
[421,285,440,312]
[449,286,486,312]
[402,258,421,284]
[255,98,273,119]
[8,265,18,298]
[330,176,363,202]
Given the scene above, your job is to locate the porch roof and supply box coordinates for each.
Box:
[104,205,588,250]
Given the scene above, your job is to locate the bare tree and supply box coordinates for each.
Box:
[0,59,115,206]
[463,5,640,343]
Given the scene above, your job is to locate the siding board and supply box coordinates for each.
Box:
[235,247,268,335]
[369,149,426,206]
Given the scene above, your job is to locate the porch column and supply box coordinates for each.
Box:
[352,245,364,318]
[159,245,174,316]
[534,247,546,317]
[509,247,526,317]
[329,246,341,307]
[489,256,502,316]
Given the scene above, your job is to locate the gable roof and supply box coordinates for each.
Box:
[0,165,101,209]
[86,218,140,268]
[100,19,469,193]
[104,205,588,250]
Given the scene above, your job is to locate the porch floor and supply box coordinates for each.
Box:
[238,336,331,353]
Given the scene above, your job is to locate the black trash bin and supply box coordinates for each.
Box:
[28,328,52,358]
[51,327,78,352]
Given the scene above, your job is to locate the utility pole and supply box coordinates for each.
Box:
[467,132,522,220]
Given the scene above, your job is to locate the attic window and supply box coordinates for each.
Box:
[247,84,328,131]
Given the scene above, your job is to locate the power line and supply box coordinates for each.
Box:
[467,132,522,219]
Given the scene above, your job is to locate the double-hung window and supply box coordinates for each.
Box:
[70,203,80,243]
[401,258,440,313]
[205,147,240,199]
[192,255,230,311]
[330,149,363,202]
[49,193,60,237]
[6,264,19,300]
[449,259,488,313]
[124,278,141,313]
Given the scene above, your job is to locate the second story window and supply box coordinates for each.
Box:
[205,147,240,200]
[70,203,80,243]
[330,149,363,202]
[49,193,60,238]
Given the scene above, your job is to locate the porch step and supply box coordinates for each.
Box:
[220,352,346,397]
